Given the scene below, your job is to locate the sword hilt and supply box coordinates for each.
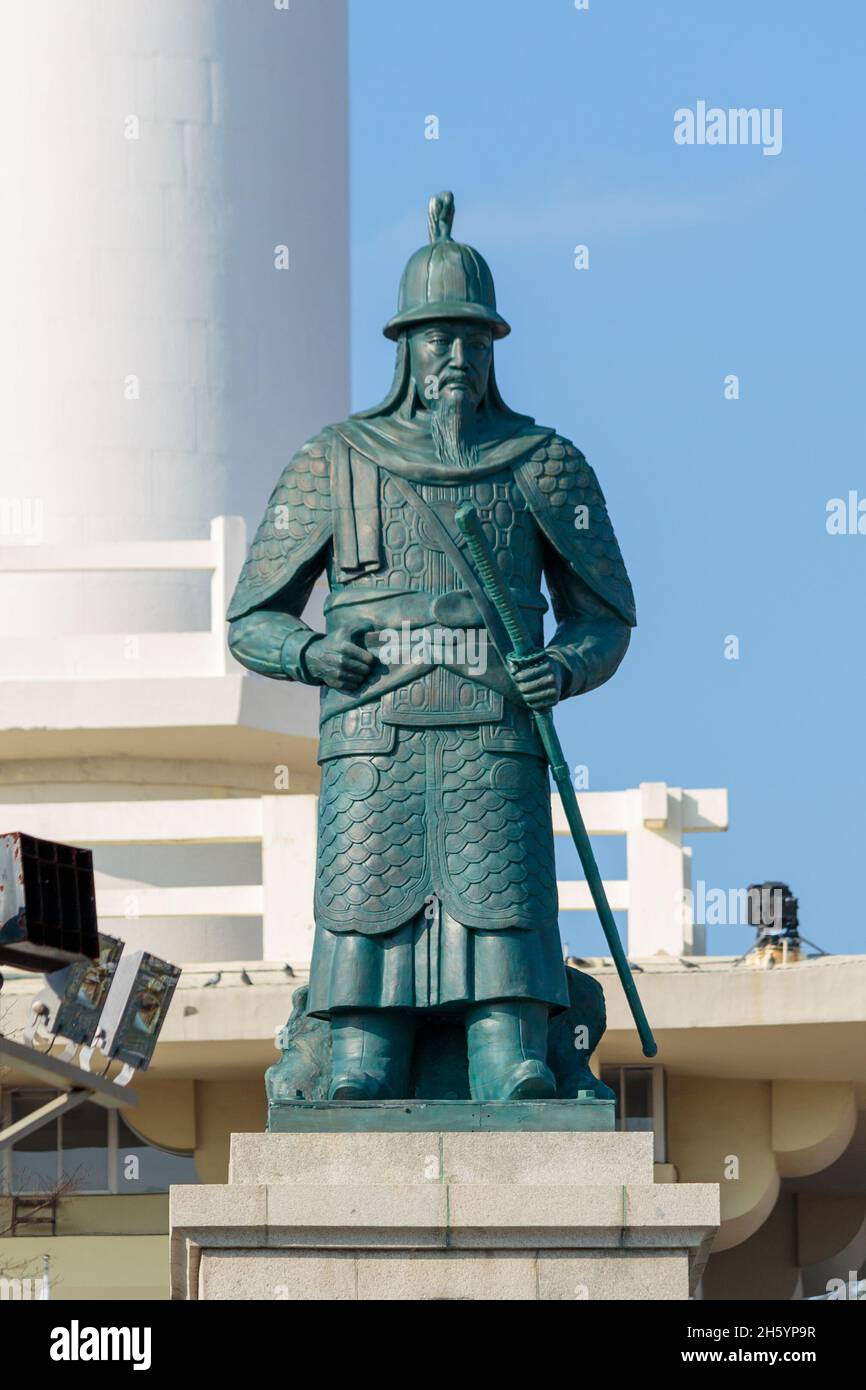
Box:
[455,502,534,658]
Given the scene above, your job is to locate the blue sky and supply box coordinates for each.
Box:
[348,0,866,956]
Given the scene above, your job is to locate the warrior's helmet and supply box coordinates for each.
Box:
[383,191,510,341]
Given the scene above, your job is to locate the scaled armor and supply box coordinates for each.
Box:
[228,192,635,1102]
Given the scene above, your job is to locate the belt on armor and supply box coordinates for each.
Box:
[323,583,546,634]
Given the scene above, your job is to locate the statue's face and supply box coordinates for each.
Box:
[408,319,493,411]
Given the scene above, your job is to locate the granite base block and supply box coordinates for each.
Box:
[171,1123,719,1301]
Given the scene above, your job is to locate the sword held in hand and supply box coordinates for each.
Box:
[455,501,658,1059]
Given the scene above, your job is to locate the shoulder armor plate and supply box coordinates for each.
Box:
[227,430,333,621]
[515,435,636,626]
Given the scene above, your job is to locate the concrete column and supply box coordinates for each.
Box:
[261,794,318,965]
[0,0,348,643]
[626,783,703,958]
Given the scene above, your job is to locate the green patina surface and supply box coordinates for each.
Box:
[268,1098,615,1134]
[229,191,638,1107]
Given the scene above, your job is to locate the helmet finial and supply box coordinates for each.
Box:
[427,190,455,243]
[383,189,509,341]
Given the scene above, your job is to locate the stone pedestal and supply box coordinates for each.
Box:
[171,1109,718,1300]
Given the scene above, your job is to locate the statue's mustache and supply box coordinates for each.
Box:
[437,367,477,394]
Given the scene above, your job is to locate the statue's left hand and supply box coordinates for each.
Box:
[508,650,565,710]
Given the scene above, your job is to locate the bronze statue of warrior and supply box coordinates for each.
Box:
[227,192,636,1102]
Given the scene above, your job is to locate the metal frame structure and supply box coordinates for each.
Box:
[0,1035,137,1156]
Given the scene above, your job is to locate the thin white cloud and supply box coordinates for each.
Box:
[356,178,779,261]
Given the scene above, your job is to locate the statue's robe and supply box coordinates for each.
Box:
[227,411,635,1019]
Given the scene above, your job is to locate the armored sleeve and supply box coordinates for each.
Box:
[226,433,333,683]
[542,545,631,698]
[516,434,635,700]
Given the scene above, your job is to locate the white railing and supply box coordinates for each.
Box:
[0,516,247,680]
[0,783,727,961]
[553,782,728,956]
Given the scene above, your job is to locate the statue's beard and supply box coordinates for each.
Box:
[429,392,480,470]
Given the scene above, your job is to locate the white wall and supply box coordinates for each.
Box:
[0,2,347,962]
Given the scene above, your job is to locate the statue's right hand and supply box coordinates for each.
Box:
[303,634,376,691]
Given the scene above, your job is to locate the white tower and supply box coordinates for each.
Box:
[0,0,348,963]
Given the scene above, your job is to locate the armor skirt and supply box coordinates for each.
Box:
[307,723,568,1016]
[315,725,560,934]
[305,898,569,1017]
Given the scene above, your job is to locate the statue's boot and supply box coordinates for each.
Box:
[328,1010,414,1100]
[465,1000,557,1101]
